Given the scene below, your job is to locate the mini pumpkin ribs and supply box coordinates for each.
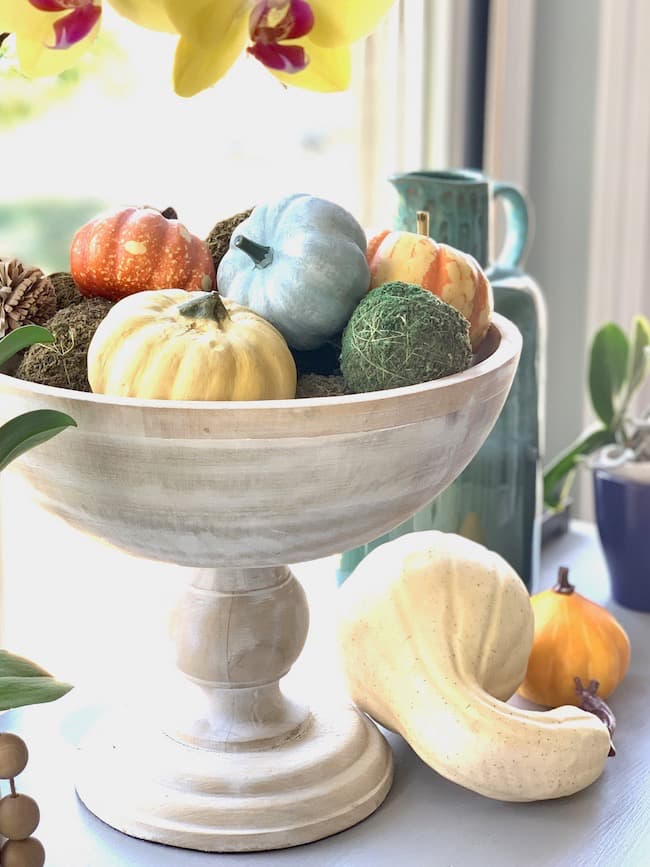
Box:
[87,289,296,401]
[70,206,215,301]
[365,214,493,351]
[217,194,370,351]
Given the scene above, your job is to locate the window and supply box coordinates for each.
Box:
[2,1,478,689]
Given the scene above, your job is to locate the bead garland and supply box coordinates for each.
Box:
[0,734,45,867]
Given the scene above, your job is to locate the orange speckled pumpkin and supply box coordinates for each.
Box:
[518,567,631,708]
[366,228,493,350]
[70,206,216,302]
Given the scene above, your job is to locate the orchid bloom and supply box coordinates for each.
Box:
[0,0,102,77]
[1,0,395,97]
[108,0,395,97]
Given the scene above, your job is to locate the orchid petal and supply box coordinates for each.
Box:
[0,0,50,33]
[17,15,99,76]
[106,0,176,33]
[269,38,350,91]
[309,0,394,48]
[250,0,314,42]
[164,0,250,49]
[51,4,101,48]
[173,22,248,97]
[248,40,307,72]
[28,0,70,12]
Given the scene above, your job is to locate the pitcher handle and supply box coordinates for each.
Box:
[493,182,529,271]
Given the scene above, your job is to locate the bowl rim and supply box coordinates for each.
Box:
[0,313,521,438]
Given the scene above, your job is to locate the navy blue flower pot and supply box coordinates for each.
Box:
[594,467,650,611]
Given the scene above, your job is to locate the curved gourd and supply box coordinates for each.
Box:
[337,531,612,802]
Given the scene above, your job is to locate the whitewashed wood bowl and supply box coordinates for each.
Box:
[0,313,521,852]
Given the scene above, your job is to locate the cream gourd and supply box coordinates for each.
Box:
[337,531,612,802]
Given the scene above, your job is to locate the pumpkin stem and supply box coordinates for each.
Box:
[416,210,430,236]
[553,566,575,594]
[234,235,274,268]
[161,207,179,220]
[177,291,230,326]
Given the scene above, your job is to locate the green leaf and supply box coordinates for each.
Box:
[624,314,650,400]
[0,409,76,472]
[0,676,72,711]
[589,323,629,426]
[0,649,53,679]
[0,325,54,368]
[543,426,616,510]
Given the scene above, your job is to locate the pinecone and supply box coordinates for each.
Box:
[0,258,56,339]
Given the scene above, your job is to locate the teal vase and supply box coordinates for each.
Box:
[337,170,546,590]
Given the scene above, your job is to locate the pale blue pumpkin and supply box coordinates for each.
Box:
[216,194,370,350]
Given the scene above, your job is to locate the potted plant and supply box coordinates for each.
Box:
[544,314,650,610]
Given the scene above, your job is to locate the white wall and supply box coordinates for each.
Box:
[525,0,601,486]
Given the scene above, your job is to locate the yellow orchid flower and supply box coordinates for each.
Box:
[0,0,101,78]
[108,0,395,97]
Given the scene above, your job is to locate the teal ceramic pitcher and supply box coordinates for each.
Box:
[337,169,546,590]
[389,169,529,275]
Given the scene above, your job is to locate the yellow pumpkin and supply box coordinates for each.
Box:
[518,566,631,707]
[87,290,297,401]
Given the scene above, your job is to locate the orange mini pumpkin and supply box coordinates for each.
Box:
[70,206,216,302]
[366,216,493,350]
[518,566,631,708]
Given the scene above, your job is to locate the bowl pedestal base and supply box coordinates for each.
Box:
[75,564,393,852]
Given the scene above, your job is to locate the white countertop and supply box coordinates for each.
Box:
[1,522,648,867]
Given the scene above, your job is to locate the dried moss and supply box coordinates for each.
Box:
[206,208,254,272]
[49,271,83,310]
[296,374,348,398]
[340,281,473,393]
[15,297,113,392]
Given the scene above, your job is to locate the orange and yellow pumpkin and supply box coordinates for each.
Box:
[70,206,216,302]
[518,566,631,707]
[366,229,493,350]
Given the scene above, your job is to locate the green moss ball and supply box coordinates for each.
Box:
[15,297,113,392]
[340,281,473,393]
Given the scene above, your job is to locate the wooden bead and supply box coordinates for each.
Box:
[0,736,28,780]
[0,795,39,840]
[0,837,45,867]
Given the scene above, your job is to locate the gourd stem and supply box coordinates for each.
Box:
[234,235,274,268]
[553,566,575,594]
[575,677,616,757]
[161,206,178,220]
[177,291,230,325]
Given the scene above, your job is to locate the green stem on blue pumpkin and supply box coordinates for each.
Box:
[234,235,274,268]
[177,291,230,326]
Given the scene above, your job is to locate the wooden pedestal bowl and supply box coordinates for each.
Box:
[0,313,521,852]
